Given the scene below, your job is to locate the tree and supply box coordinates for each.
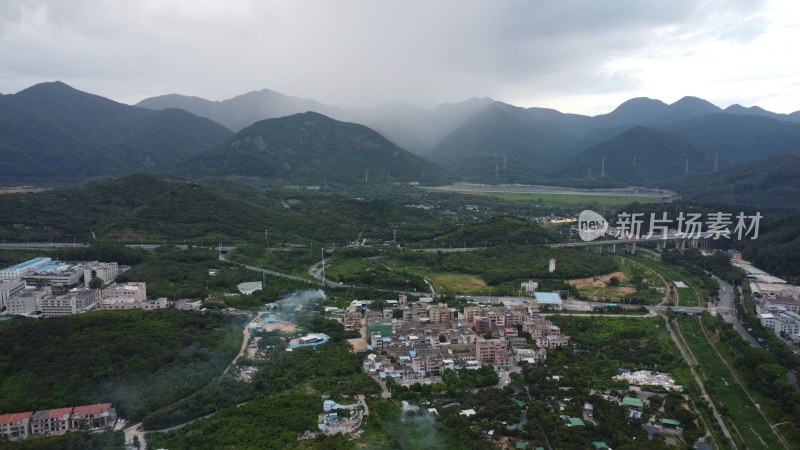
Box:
[608,276,620,286]
[132,435,140,449]
[89,276,104,289]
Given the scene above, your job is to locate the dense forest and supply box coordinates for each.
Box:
[0,309,244,420]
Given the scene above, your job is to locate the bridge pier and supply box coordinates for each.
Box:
[625,242,637,254]
[609,243,616,253]
[656,241,664,252]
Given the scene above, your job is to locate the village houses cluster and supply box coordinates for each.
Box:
[339,292,570,382]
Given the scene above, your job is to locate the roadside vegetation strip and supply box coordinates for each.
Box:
[696,317,792,450]
[630,254,704,306]
[666,318,736,449]
[678,317,786,450]
[622,257,671,305]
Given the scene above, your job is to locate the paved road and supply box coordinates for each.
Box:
[124,422,147,450]
[716,278,760,348]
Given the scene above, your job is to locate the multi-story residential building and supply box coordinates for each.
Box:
[40,289,100,317]
[536,334,571,348]
[428,306,454,324]
[463,306,485,323]
[95,297,167,311]
[30,408,73,435]
[102,282,146,302]
[343,311,363,330]
[402,308,422,325]
[0,279,25,309]
[0,258,51,281]
[475,337,510,367]
[0,403,117,441]
[0,412,33,441]
[522,318,550,338]
[474,317,491,334]
[70,403,116,430]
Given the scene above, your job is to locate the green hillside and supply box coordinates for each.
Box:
[180,112,446,185]
[0,309,243,420]
[0,82,232,183]
[682,153,800,208]
[555,126,713,187]
[429,103,579,181]
[0,174,447,244]
[663,113,800,163]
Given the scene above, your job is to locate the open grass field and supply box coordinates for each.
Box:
[677,316,784,450]
[428,273,488,295]
[439,190,663,206]
[628,254,704,306]
[461,192,661,206]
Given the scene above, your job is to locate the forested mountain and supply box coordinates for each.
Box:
[137,89,333,132]
[180,112,446,184]
[555,127,712,187]
[139,87,800,184]
[0,82,232,183]
[4,81,799,187]
[662,114,800,163]
[592,96,723,127]
[428,103,580,180]
[683,153,800,208]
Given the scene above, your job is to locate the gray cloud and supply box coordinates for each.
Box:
[0,0,784,113]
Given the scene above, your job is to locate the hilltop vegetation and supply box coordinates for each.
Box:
[0,174,450,244]
[683,153,800,208]
[180,112,447,185]
[425,216,559,247]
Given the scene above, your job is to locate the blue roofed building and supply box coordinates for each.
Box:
[0,258,51,281]
[534,292,563,310]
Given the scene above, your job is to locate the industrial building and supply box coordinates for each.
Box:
[0,279,25,309]
[0,257,51,281]
[101,282,146,302]
[40,288,99,317]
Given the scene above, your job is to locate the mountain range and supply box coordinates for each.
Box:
[0,82,442,185]
[2,81,800,193]
[0,82,233,182]
[137,89,800,184]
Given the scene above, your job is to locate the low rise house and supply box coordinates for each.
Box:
[71,403,116,430]
[30,407,73,435]
[0,412,33,441]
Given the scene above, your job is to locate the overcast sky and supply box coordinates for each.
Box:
[1,0,797,115]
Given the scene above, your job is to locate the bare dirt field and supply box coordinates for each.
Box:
[569,271,636,299]
[263,321,297,333]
